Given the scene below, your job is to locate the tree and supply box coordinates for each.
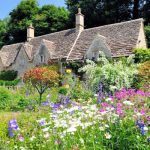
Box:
[0,19,8,48]
[66,0,132,28]
[23,67,59,104]
[34,5,69,36]
[7,0,39,43]
[143,0,150,24]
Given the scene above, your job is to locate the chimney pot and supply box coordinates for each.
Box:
[76,8,84,31]
[27,24,34,41]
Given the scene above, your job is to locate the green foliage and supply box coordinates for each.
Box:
[58,87,68,95]
[0,87,12,110]
[7,0,39,43]
[0,19,8,48]
[0,70,18,81]
[134,48,150,63]
[79,52,138,93]
[66,0,148,28]
[145,26,150,48]
[0,79,20,86]
[4,0,69,44]
[34,5,69,36]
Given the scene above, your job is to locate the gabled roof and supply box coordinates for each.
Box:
[0,18,144,67]
[67,19,143,60]
[29,29,79,59]
[0,43,22,67]
[22,43,33,60]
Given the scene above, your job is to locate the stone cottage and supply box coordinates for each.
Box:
[0,9,147,76]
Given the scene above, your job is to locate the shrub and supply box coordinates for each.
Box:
[136,61,150,89]
[0,79,20,86]
[0,70,18,81]
[134,48,150,63]
[79,52,138,93]
[145,26,150,48]
[58,87,68,95]
[0,87,12,110]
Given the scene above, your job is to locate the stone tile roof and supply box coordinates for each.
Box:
[42,39,56,58]
[0,43,22,67]
[29,29,79,59]
[22,43,33,60]
[67,19,143,60]
[0,19,143,67]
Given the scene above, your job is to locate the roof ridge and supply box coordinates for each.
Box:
[1,42,23,48]
[84,18,143,31]
[30,28,76,41]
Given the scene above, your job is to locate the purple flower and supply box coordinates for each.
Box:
[147,137,150,142]
[8,119,19,137]
[42,100,50,106]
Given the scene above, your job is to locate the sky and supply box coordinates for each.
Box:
[0,0,66,20]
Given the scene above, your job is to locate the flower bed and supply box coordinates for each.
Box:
[0,89,150,149]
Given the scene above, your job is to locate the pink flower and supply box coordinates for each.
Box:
[19,135,24,142]
[101,102,109,107]
[140,109,145,115]
[146,116,150,121]
[117,103,123,108]
[116,107,124,116]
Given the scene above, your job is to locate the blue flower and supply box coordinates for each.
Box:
[8,119,19,137]
[42,100,50,106]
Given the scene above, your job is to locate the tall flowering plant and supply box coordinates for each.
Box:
[23,67,59,104]
[79,52,138,93]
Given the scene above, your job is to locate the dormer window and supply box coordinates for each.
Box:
[40,55,45,63]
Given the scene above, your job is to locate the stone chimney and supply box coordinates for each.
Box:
[76,8,84,31]
[27,24,34,41]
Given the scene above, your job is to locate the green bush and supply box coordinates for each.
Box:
[0,70,18,81]
[145,26,150,48]
[0,87,12,110]
[58,87,68,95]
[0,79,20,86]
[0,87,36,111]
[134,48,150,63]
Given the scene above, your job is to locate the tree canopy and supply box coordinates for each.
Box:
[0,0,69,46]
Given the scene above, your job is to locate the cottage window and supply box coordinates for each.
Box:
[20,59,25,66]
[92,52,97,60]
[40,55,45,63]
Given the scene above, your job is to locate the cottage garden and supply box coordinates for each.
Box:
[0,49,150,150]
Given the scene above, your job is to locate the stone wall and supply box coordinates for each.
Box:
[9,46,34,77]
[136,22,147,48]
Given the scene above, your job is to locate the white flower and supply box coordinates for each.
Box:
[47,94,50,98]
[20,147,26,150]
[30,136,36,141]
[94,94,98,97]
[67,126,77,133]
[42,127,50,132]
[105,98,112,102]
[143,126,148,131]
[80,138,84,144]
[105,124,109,128]
[123,101,133,106]
[99,127,105,131]
[104,132,111,139]
[44,132,50,138]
